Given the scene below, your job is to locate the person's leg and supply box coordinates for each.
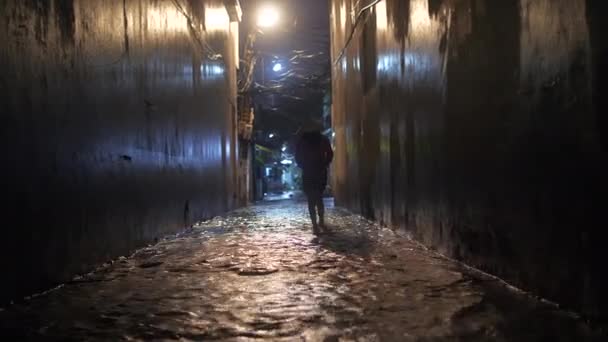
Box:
[305,190,318,231]
[317,173,328,228]
[316,191,325,227]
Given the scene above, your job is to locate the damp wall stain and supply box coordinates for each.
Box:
[0,0,239,303]
[330,0,607,320]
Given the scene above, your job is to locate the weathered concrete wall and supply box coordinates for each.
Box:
[0,0,239,303]
[330,0,607,319]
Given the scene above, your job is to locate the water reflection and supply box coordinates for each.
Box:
[374,0,442,80]
[0,200,600,340]
[201,62,225,78]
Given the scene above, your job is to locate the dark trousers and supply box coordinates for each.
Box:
[302,169,327,227]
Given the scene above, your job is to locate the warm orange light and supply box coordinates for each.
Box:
[205,6,230,32]
[257,5,280,28]
[376,1,388,31]
[410,0,432,31]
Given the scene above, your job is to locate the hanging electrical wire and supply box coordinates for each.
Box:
[171,0,223,60]
[332,0,384,66]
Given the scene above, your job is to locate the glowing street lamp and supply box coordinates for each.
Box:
[272,63,283,72]
[257,5,280,28]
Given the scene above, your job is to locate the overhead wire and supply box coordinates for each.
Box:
[332,0,384,66]
[171,0,223,60]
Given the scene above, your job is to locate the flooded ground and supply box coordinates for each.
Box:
[0,197,603,341]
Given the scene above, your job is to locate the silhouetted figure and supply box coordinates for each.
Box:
[295,129,333,234]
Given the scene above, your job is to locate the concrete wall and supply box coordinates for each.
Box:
[0,0,239,303]
[330,0,607,319]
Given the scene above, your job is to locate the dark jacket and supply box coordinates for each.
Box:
[295,132,333,176]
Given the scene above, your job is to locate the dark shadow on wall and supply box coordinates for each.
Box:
[585,0,608,321]
[428,0,443,18]
[442,0,521,267]
[440,0,603,321]
[359,8,381,220]
[54,0,75,45]
[386,0,410,42]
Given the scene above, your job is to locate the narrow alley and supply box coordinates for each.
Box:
[2,0,608,339]
[0,196,600,340]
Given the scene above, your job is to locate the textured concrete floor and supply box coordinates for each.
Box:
[0,198,603,341]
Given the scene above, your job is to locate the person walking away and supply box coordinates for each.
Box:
[295,127,333,234]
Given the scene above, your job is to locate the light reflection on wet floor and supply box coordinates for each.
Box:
[0,198,604,341]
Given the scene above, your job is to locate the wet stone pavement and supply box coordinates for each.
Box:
[0,198,604,341]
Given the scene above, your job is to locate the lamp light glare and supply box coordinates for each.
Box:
[257,6,280,28]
